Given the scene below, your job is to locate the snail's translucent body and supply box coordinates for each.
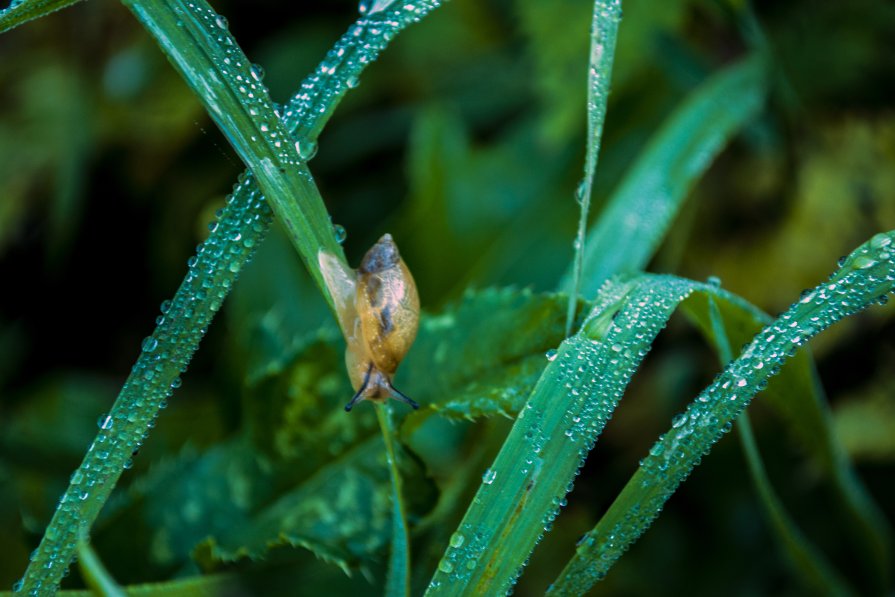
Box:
[319,233,419,411]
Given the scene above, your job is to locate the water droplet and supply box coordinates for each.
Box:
[296,138,318,161]
[97,415,113,430]
[575,180,589,205]
[853,255,877,270]
[438,559,454,574]
[706,275,721,288]
[482,468,497,485]
[214,15,228,29]
[545,349,558,362]
[449,532,465,548]
[250,63,265,82]
[671,413,686,428]
[333,224,347,244]
[142,336,159,352]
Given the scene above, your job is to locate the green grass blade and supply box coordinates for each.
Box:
[120,0,346,306]
[562,54,768,296]
[565,0,622,336]
[684,289,891,588]
[0,0,80,34]
[377,405,412,597]
[424,276,700,595]
[5,573,241,596]
[708,296,854,595]
[547,231,895,595]
[737,412,853,595]
[16,3,443,593]
[77,535,127,597]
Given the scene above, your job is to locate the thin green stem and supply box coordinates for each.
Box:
[77,534,127,597]
[565,0,621,336]
[376,404,412,597]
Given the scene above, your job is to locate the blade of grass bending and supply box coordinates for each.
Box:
[377,405,412,597]
[77,534,127,597]
[737,412,853,595]
[684,291,890,589]
[16,3,444,593]
[120,0,347,307]
[707,296,854,595]
[565,0,622,336]
[0,0,80,34]
[547,232,895,595]
[561,54,768,296]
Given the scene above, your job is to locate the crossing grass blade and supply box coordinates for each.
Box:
[15,2,443,593]
[547,231,895,595]
[562,54,769,296]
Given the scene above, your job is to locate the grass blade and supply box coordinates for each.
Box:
[548,231,895,595]
[684,288,891,588]
[562,54,768,296]
[16,3,443,593]
[565,0,622,336]
[737,412,853,595]
[77,535,127,597]
[708,295,854,594]
[0,0,80,34]
[424,276,700,595]
[120,0,346,306]
[377,406,412,597]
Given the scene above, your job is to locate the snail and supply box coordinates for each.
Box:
[319,234,420,412]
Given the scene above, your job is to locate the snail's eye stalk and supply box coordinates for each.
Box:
[387,382,419,410]
[344,363,373,412]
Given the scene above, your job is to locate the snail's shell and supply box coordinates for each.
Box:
[355,234,419,377]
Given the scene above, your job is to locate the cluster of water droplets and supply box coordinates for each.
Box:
[549,231,895,595]
[426,277,695,595]
[171,2,310,169]
[16,2,444,593]
[281,0,441,141]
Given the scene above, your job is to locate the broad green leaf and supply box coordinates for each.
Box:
[566,0,622,335]
[563,54,769,296]
[0,0,80,34]
[548,231,895,595]
[400,288,573,416]
[194,436,436,573]
[18,2,445,592]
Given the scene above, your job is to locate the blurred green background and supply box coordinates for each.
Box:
[1,0,894,594]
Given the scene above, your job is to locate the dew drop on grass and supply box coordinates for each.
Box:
[333,224,347,244]
[482,468,497,485]
[296,138,318,161]
[545,348,558,361]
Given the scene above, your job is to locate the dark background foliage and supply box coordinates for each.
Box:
[1,0,893,594]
